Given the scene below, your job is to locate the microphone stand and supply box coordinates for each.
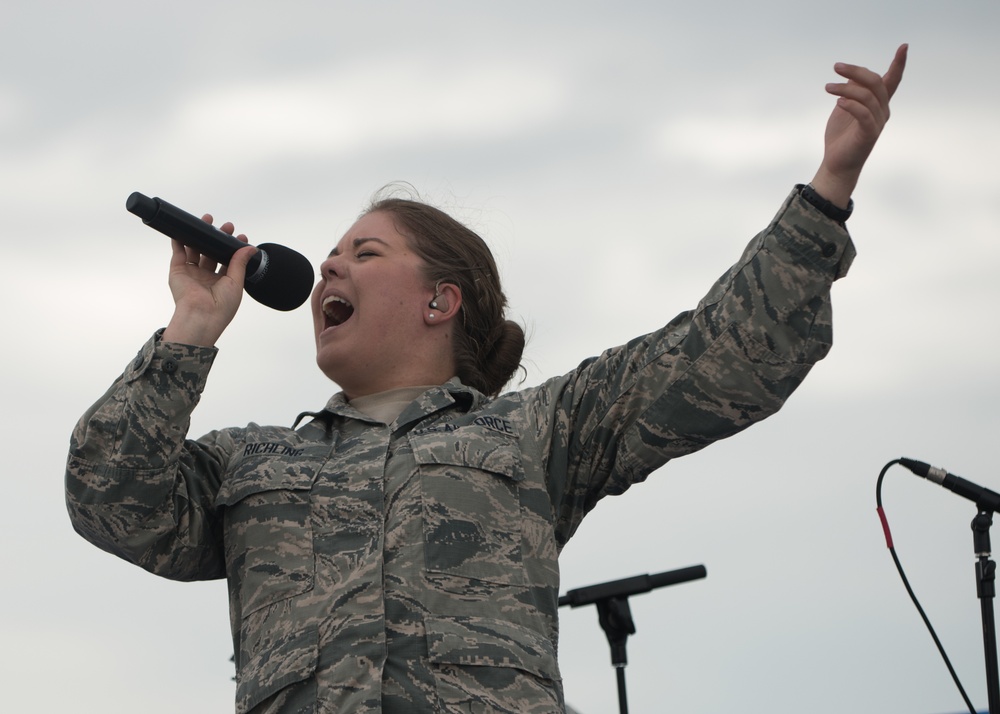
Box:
[559,565,707,714]
[971,508,1000,714]
[891,458,1000,711]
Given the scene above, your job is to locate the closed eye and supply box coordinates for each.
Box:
[352,236,389,259]
[328,236,389,261]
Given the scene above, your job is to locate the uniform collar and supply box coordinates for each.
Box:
[295,378,484,430]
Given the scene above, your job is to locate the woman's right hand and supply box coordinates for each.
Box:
[161,214,258,347]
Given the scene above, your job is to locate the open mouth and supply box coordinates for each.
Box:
[322,295,355,327]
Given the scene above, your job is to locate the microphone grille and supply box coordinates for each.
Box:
[244,243,314,311]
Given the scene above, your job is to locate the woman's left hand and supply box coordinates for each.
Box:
[811,43,908,208]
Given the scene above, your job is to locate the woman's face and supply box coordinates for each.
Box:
[311,211,436,396]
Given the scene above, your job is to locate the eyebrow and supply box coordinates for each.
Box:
[328,236,391,258]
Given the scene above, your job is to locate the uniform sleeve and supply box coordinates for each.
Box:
[65,331,239,581]
[536,188,857,544]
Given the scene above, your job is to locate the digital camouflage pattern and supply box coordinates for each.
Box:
[66,189,854,713]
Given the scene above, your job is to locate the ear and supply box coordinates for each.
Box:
[425,282,462,325]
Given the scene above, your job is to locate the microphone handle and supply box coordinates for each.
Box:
[126,192,264,276]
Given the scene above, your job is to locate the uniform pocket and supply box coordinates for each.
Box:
[426,615,562,713]
[234,621,318,714]
[216,445,321,620]
[410,430,526,586]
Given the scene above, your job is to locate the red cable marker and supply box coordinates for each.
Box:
[876,506,893,549]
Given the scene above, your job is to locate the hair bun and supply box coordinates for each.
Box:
[481,320,526,395]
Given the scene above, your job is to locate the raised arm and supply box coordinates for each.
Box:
[66,212,256,579]
[810,43,908,208]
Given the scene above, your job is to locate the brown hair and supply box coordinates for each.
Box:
[364,191,525,396]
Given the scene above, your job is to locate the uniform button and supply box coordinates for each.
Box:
[162,359,178,374]
[821,243,837,258]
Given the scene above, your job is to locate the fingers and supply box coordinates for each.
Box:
[185,214,220,271]
[828,81,889,135]
[883,43,908,98]
[223,244,258,283]
[169,238,190,267]
[205,212,240,238]
[215,226,250,275]
[827,44,908,112]
[175,213,248,273]
[824,46,907,136]
[828,64,888,111]
[176,242,219,273]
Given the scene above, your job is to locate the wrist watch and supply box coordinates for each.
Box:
[797,183,854,224]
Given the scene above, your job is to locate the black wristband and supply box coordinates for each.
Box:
[797,183,854,224]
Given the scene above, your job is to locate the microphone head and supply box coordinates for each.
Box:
[244,242,314,311]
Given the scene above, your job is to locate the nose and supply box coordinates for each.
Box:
[319,254,343,280]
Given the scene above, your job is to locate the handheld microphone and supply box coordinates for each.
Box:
[900,457,1000,513]
[126,192,314,311]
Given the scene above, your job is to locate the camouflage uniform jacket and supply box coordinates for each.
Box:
[66,189,854,713]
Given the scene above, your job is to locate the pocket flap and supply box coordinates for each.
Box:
[410,431,524,482]
[216,468,314,507]
[425,615,559,681]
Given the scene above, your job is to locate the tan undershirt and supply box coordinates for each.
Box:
[348,385,436,424]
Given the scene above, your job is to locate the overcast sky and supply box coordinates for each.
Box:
[3,1,1000,712]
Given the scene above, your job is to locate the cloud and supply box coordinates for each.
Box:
[161,60,570,169]
[654,109,825,173]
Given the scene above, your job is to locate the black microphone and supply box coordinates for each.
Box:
[126,192,314,312]
[900,457,1000,513]
[558,565,707,608]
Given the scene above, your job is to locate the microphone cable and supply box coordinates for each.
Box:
[876,458,977,714]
